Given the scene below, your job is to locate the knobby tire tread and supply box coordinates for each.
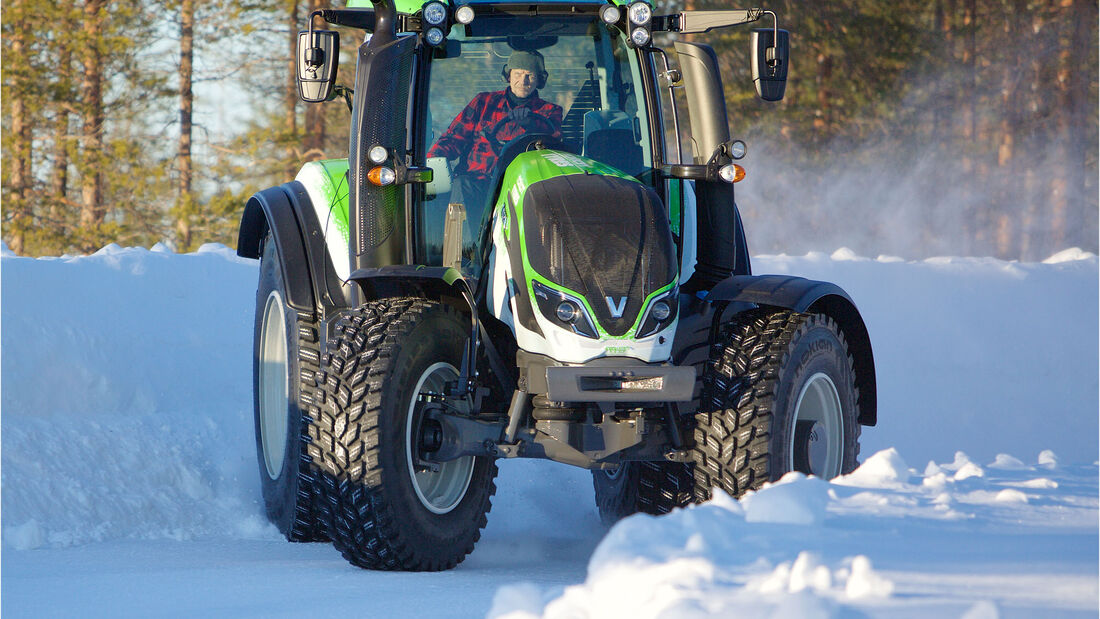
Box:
[311,298,497,571]
[692,309,861,502]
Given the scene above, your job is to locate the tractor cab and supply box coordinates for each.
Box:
[417,17,657,278]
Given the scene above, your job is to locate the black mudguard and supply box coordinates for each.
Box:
[707,274,878,426]
[237,182,347,315]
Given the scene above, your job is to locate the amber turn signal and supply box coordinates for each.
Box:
[718,164,746,183]
[367,166,396,186]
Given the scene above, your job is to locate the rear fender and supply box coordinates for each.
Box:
[707,274,877,426]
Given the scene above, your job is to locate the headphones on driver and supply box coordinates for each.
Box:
[501,50,549,90]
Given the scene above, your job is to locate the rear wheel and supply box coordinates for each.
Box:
[692,309,860,500]
[312,298,497,570]
[253,233,327,542]
[592,461,693,525]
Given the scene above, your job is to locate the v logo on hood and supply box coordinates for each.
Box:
[605,296,627,318]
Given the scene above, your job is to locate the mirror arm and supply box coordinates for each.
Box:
[305,10,326,69]
[329,84,354,112]
[673,9,765,34]
[763,10,780,67]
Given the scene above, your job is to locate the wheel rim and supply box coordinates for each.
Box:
[406,362,475,514]
[789,372,844,478]
[259,290,290,480]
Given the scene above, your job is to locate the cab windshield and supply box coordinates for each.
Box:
[417,17,653,278]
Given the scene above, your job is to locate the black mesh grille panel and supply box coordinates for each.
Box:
[522,175,675,336]
[353,39,413,254]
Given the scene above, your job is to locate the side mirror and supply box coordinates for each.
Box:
[750,28,789,102]
[297,29,339,103]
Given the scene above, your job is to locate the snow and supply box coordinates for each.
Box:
[2,245,1097,617]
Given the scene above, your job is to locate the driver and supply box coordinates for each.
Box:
[428,50,563,212]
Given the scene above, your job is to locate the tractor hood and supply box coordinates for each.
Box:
[497,150,677,339]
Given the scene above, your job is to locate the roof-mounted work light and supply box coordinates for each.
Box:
[421,1,449,46]
[422,2,446,25]
[626,2,652,48]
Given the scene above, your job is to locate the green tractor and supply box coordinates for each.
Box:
[237,0,876,571]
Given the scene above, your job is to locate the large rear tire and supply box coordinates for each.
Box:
[312,298,498,570]
[253,233,327,542]
[591,462,693,525]
[692,309,861,500]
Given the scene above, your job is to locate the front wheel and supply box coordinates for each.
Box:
[692,310,861,500]
[311,298,498,570]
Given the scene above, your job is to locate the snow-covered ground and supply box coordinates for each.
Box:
[2,243,1096,618]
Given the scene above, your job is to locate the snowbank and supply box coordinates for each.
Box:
[1,244,1097,617]
[489,450,1098,618]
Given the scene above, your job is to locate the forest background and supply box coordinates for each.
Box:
[2,0,1096,260]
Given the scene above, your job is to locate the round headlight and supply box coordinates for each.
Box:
[630,27,651,47]
[729,140,747,160]
[599,4,621,24]
[455,5,475,24]
[628,2,651,25]
[556,301,579,323]
[422,2,447,26]
[368,145,388,164]
[651,300,671,321]
[425,27,445,46]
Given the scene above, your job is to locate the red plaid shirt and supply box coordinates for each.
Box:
[428,90,563,179]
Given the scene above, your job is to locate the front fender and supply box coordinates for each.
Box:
[707,274,877,426]
[237,184,316,313]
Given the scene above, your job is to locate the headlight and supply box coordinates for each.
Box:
[630,27,651,47]
[532,281,598,339]
[637,291,677,338]
[599,4,621,25]
[628,2,651,25]
[729,140,747,160]
[422,2,447,26]
[367,145,388,164]
[556,301,580,322]
[455,5,475,24]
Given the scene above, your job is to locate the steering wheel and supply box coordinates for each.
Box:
[481,111,561,156]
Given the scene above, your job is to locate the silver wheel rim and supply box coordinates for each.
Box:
[406,362,475,514]
[259,290,290,480]
[789,372,844,478]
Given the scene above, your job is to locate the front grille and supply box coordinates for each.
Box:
[521,174,675,336]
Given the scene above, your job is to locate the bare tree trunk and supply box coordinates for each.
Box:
[1058,0,1095,250]
[177,0,195,251]
[79,0,106,247]
[994,0,1024,257]
[286,0,300,176]
[302,0,330,158]
[8,0,32,255]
